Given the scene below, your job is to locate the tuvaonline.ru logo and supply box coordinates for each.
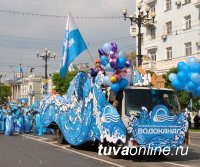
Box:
[98,144,189,156]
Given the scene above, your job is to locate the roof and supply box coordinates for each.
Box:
[125,86,174,91]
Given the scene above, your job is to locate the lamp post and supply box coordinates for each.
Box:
[36,48,56,95]
[123,3,156,67]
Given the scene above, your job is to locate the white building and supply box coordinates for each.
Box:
[5,73,53,105]
[136,0,200,74]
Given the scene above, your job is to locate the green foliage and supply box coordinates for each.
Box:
[163,68,200,111]
[0,84,11,104]
[52,71,78,95]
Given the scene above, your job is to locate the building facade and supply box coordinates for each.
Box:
[5,73,53,105]
[136,0,200,74]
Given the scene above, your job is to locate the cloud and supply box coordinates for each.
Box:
[0,0,136,80]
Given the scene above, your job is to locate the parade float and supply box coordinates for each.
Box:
[40,42,189,153]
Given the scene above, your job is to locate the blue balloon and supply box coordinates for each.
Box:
[181,64,191,73]
[172,79,184,90]
[103,75,113,86]
[177,62,186,71]
[191,73,200,84]
[116,57,127,68]
[194,86,200,97]
[111,83,120,92]
[118,51,126,58]
[100,55,109,66]
[118,78,128,89]
[102,43,112,54]
[191,63,200,73]
[105,63,114,72]
[187,72,193,80]
[186,57,198,66]
[177,71,187,82]
[187,81,197,92]
[168,73,177,81]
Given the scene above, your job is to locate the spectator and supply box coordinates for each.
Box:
[194,114,199,129]
[187,113,192,129]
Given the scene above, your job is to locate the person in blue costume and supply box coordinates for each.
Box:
[23,103,33,133]
[35,112,44,136]
[0,104,6,133]
[5,105,14,136]
[15,105,24,134]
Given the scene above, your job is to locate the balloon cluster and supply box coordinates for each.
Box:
[99,42,132,92]
[168,57,200,96]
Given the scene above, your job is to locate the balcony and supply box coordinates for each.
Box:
[142,60,156,71]
[143,20,155,27]
[146,0,157,5]
[130,26,137,37]
[142,54,200,75]
[194,0,200,8]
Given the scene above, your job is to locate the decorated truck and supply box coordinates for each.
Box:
[40,71,188,151]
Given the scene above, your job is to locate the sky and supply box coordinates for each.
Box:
[0,0,136,81]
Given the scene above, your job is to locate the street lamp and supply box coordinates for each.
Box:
[36,48,56,95]
[36,48,56,79]
[123,3,156,67]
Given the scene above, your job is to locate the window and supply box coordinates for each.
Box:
[184,15,191,30]
[150,51,156,61]
[185,42,192,56]
[166,21,172,35]
[184,0,191,5]
[166,47,172,59]
[165,0,171,11]
[125,89,181,116]
[151,28,156,39]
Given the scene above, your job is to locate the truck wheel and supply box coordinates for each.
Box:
[56,128,67,144]
[108,143,119,159]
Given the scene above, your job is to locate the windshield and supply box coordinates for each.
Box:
[125,89,181,116]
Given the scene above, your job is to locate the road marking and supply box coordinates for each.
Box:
[164,162,191,167]
[190,137,200,139]
[21,134,126,167]
[190,144,200,147]
[49,141,58,144]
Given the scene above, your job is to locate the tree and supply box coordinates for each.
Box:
[163,68,200,110]
[52,71,78,95]
[0,84,11,104]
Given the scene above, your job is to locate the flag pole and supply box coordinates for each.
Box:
[86,48,95,64]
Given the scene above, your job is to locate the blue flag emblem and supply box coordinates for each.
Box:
[60,13,87,78]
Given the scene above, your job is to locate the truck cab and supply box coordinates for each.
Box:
[117,86,187,148]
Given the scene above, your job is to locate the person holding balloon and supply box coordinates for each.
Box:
[90,59,105,79]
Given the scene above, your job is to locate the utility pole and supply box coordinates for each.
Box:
[36,48,56,94]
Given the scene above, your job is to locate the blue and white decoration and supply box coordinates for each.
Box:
[132,69,151,86]
[40,72,126,146]
[60,13,87,78]
[128,105,188,148]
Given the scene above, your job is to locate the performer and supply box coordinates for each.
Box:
[15,105,24,134]
[90,59,105,80]
[23,104,33,133]
[5,105,14,136]
[35,112,44,136]
[0,104,6,133]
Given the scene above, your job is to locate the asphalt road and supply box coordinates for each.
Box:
[0,132,200,167]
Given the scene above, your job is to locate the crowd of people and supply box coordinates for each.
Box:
[0,102,49,136]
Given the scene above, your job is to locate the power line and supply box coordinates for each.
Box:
[0,9,123,19]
